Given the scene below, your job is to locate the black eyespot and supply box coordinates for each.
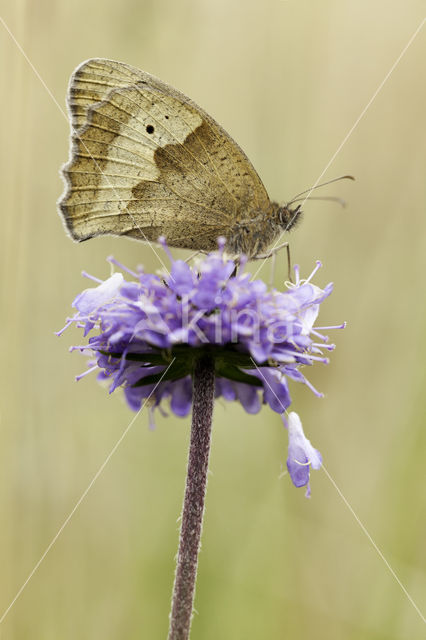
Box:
[165,115,169,119]
[146,124,154,134]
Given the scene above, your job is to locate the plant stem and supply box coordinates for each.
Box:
[168,355,215,640]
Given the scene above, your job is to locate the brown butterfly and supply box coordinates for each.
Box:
[59,59,349,259]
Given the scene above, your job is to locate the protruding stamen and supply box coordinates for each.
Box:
[158,236,173,262]
[314,322,347,330]
[217,237,227,254]
[312,342,336,351]
[293,264,300,285]
[75,365,98,382]
[148,406,156,431]
[305,260,322,284]
[302,376,324,397]
[81,271,102,283]
[107,256,138,277]
[55,317,76,336]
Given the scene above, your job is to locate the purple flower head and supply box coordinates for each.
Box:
[58,244,344,493]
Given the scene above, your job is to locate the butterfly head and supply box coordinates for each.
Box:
[277,204,303,232]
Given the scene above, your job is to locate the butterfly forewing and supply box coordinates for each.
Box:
[59,58,271,251]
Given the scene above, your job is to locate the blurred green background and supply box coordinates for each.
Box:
[1,1,425,638]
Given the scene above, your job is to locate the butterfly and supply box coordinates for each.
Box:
[59,58,303,259]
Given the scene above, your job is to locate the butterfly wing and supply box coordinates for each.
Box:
[59,58,271,251]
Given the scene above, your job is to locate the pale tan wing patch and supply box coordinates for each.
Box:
[61,85,236,243]
[59,58,271,251]
[67,58,152,132]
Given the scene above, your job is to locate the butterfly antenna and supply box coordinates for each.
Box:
[287,175,355,205]
[288,195,347,208]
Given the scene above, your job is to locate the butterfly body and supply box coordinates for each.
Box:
[59,59,301,258]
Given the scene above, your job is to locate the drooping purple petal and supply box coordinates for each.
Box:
[234,382,262,414]
[285,412,322,495]
[170,377,193,417]
[255,368,291,413]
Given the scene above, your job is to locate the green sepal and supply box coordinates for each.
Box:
[99,344,269,389]
[132,360,192,387]
[99,350,170,365]
[214,363,262,387]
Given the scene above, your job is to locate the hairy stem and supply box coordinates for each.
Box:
[167,355,215,640]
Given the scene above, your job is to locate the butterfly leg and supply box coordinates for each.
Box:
[254,241,289,260]
[184,250,202,264]
[269,250,277,289]
[253,242,293,282]
[285,243,293,283]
